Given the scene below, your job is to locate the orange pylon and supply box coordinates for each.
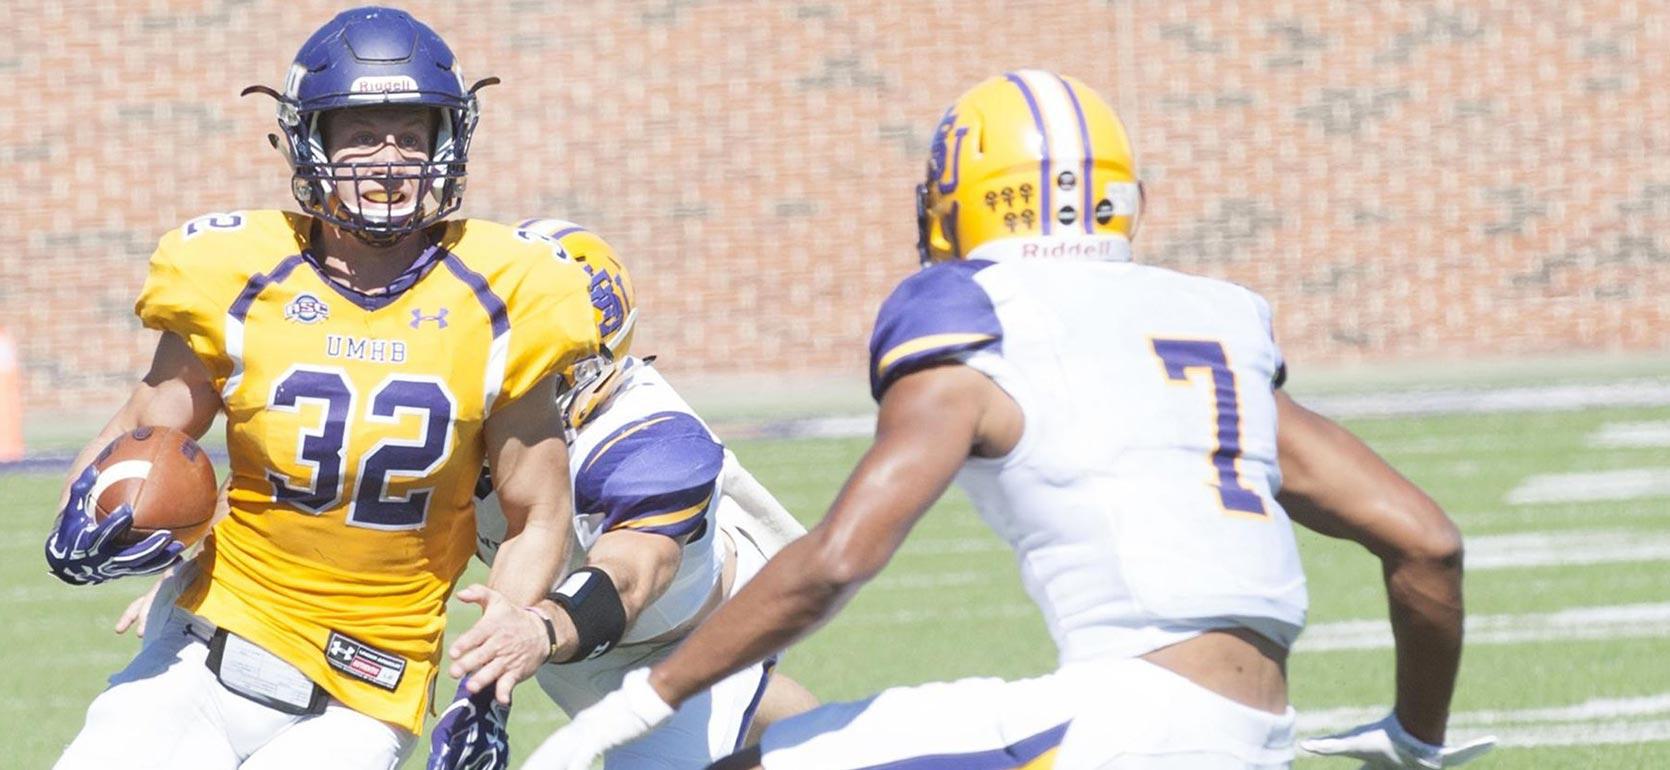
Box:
[0,328,22,462]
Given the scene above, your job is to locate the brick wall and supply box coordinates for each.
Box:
[5,1,1667,414]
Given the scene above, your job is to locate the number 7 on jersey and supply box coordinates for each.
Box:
[1151,338,1267,517]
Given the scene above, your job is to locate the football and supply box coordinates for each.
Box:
[89,426,218,547]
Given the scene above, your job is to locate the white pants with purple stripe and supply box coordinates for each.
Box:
[534,522,774,768]
[759,657,1295,770]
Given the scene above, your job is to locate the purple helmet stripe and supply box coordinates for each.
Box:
[548,225,587,241]
[1053,73,1096,234]
[1003,72,1051,236]
[441,253,510,338]
[229,254,306,322]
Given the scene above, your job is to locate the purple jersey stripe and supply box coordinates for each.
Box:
[855,720,1069,769]
[441,253,510,339]
[1053,73,1095,234]
[732,657,778,751]
[228,254,306,322]
[1004,72,1051,236]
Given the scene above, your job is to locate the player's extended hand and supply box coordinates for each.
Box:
[522,668,675,770]
[449,584,550,705]
[45,466,183,586]
[427,678,511,770]
[1300,712,1496,768]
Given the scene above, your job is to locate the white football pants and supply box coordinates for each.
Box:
[53,569,414,770]
[759,656,1295,770]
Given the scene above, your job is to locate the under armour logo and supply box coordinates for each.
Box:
[410,308,449,329]
[328,638,355,662]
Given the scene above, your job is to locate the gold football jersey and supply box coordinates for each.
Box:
[135,210,598,732]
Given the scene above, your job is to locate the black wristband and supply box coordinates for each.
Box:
[548,567,627,663]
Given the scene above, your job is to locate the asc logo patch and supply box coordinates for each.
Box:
[284,293,330,324]
[325,631,406,691]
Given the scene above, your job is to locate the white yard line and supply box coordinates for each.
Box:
[1588,420,1670,448]
[843,601,1670,652]
[1300,693,1670,749]
[710,379,1670,443]
[1467,529,1670,569]
[898,536,1007,556]
[1299,379,1670,419]
[1506,469,1670,505]
[1297,602,1670,652]
[1301,693,1670,732]
[870,570,990,591]
[902,528,1670,570]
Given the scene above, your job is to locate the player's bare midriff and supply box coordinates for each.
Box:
[1139,626,1289,715]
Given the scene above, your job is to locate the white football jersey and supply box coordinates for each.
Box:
[475,360,725,643]
[868,237,1308,666]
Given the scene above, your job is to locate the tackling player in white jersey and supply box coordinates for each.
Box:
[518,72,1497,769]
[429,220,818,769]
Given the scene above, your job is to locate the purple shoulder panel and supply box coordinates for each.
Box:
[868,260,1002,401]
[575,412,722,540]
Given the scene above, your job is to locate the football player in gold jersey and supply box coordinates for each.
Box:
[45,8,598,769]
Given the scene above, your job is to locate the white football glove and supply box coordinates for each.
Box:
[521,668,675,770]
[1300,712,1496,769]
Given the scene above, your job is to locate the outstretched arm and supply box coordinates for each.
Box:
[520,363,1014,770]
[449,374,575,703]
[647,364,992,705]
[1276,392,1493,767]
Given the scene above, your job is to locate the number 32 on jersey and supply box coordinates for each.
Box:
[266,365,457,531]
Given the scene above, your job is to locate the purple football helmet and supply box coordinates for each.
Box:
[245,6,496,243]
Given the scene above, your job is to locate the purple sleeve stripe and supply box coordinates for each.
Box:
[875,333,996,379]
[855,720,1069,769]
[227,254,305,322]
[1004,72,1051,236]
[868,261,1001,400]
[1052,72,1095,234]
[441,253,510,339]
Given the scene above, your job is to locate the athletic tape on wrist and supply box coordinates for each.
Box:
[549,567,626,663]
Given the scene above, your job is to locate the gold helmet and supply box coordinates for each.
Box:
[515,218,637,357]
[515,218,639,430]
[916,70,1141,264]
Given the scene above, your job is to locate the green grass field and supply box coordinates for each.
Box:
[4,401,1669,768]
